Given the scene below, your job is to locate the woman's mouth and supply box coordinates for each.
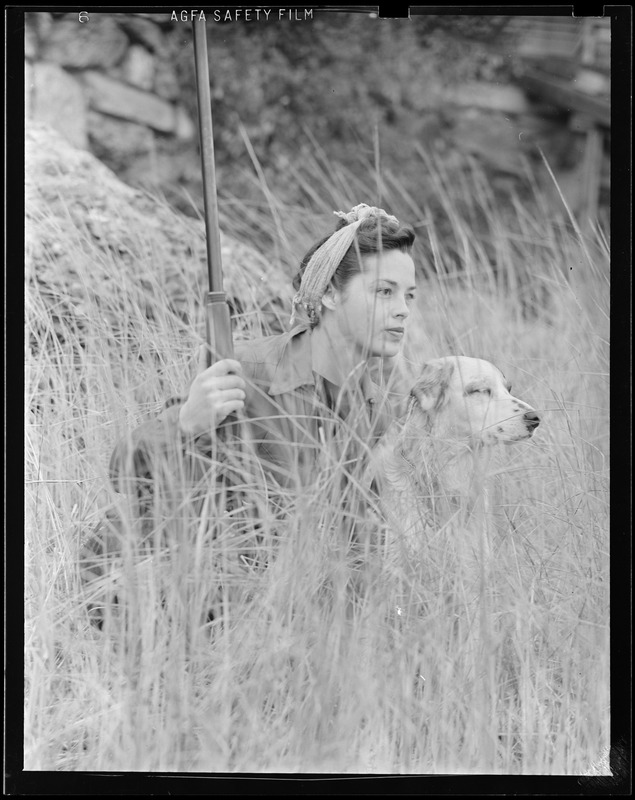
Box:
[384,327,405,339]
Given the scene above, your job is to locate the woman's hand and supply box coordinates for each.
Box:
[178,350,246,436]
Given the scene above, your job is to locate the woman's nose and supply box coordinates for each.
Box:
[393,295,410,319]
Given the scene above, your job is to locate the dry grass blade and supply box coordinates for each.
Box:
[25,124,609,774]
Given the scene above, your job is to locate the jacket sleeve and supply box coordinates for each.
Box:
[109,342,256,496]
[110,402,172,486]
[108,400,216,503]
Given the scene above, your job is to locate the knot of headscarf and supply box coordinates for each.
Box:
[290,203,400,328]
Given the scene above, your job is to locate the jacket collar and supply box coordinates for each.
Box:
[268,324,315,395]
[268,324,380,403]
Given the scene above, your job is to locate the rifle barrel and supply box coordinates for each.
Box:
[192,19,224,294]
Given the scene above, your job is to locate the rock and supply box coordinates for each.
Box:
[443,81,530,115]
[82,71,176,133]
[117,15,165,54]
[451,110,524,176]
[87,110,155,170]
[25,11,53,45]
[405,75,444,113]
[26,122,291,353]
[154,59,181,101]
[174,106,196,141]
[121,44,155,90]
[29,62,88,149]
[25,61,34,117]
[574,68,609,97]
[25,23,37,60]
[117,147,192,195]
[40,16,128,69]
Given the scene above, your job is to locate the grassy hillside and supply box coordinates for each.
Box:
[24,125,609,774]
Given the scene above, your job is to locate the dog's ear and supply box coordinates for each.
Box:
[410,359,454,413]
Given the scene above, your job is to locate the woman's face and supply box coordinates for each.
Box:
[323,249,417,358]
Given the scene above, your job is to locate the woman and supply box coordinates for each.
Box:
[109,203,417,503]
[81,203,416,622]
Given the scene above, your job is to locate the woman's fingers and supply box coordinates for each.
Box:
[179,353,246,435]
[198,360,245,389]
[201,374,245,392]
[206,358,243,376]
[216,387,246,401]
[196,346,242,377]
[217,399,245,417]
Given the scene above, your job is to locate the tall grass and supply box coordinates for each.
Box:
[25,146,609,774]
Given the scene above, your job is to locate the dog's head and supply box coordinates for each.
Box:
[409,356,540,445]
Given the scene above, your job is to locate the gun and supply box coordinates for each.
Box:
[192,18,234,366]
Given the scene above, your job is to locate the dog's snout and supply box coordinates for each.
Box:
[523,410,541,428]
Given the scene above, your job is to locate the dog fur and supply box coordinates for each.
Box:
[374,356,540,554]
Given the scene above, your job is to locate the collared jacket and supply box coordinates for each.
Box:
[109,325,394,510]
[79,326,395,611]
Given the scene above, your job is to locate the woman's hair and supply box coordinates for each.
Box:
[293,215,415,295]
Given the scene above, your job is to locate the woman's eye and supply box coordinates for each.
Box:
[468,388,491,396]
[377,287,392,296]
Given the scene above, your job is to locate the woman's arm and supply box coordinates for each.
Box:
[178,357,245,436]
[109,354,246,496]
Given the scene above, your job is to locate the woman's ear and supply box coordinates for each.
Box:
[320,285,338,312]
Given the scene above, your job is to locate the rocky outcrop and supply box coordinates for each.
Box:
[24,11,610,231]
[25,12,195,182]
[26,124,291,355]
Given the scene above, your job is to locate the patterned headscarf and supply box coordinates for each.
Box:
[290,203,400,328]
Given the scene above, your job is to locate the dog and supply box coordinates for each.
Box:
[374,356,541,557]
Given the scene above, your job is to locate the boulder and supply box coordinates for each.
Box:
[117,15,166,54]
[40,16,128,69]
[443,81,530,115]
[87,110,155,169]
[82,70,176,133]
[121,44,156,91]
[574,68,610,97]
[154,59,181,101]
[28,62,88,149]
[25,22,37,59]
[25,61,33,117]
[174,106,196,141]
[451,109,524,176]
[26,123,291,353]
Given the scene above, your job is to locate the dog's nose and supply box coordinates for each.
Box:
[523,410,541,429]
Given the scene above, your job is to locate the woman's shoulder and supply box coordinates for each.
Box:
[235,326,314,394]
[234,330,296,378]
[234,331,290,363]
[234,328,305,387]
[234,326,310,366]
